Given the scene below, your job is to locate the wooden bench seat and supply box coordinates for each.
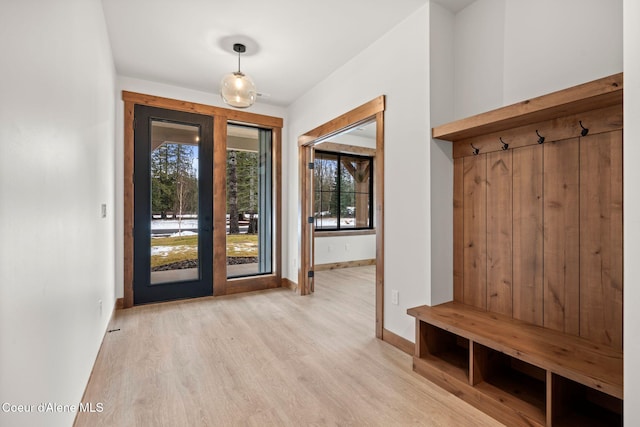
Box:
[407,302,623,427]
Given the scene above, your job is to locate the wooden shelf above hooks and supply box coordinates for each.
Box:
[432,73,623,142]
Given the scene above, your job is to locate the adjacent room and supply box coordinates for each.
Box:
[1,0,639,426]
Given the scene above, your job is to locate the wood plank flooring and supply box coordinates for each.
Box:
[75,267,502,426]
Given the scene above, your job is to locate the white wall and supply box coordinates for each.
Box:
[314,235,376,265]
[454,0,622,119]
[114,76,287,298]
[503,0,623,106]
[0,1,116,426]
[624,0,640,424]
[429,2,455,305]
[453,0,505,119]
[286,5,431,341]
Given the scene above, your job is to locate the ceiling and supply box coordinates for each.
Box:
[102,0,475,108]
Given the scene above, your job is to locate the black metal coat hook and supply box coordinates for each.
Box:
[500,137,509,150]
[470,143,479,156]
[579,121,589,137]
[536,130,545,144]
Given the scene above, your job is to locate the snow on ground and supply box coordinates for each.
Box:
[151,245,194,257]
[227,241,257,254]
[152,219,198,230]
[170,231,197,237]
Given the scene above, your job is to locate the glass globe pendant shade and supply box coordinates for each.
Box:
[220,71,256,108]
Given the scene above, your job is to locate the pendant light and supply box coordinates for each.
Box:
[220,43,257,108]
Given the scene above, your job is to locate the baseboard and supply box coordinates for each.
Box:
[73,304,116,426]
[314,258,376,272]
[282,278,297,290]
[115,298,124,310]
[382,328,415,355]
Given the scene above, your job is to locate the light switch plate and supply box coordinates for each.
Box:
[391,290,399,305]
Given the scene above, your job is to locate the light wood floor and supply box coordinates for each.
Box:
[75,267,502,426]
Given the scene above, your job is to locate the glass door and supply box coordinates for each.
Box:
[133,105,213,304]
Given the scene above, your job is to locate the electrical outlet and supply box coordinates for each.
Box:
[328,245,332,253]
[391,290,399,305]
[98,299,102,315]
[345,243,350,252]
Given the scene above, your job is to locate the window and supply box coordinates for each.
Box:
[226,124,273,278]
[314,150,373,230]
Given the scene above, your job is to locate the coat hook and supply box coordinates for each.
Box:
[470,143,479,156]
[499,137,509,150]
[536,130,545,144]
[579,121,589,137]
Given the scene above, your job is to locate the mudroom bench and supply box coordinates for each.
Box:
[407,302,623,427]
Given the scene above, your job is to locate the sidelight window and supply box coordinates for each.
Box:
[226,124,273,278]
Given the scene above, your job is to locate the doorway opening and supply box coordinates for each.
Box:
[298,96,385,338]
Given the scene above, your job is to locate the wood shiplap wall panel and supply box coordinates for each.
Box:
[463,155,487,309]
[486,151,513,316]
[580,131,623,350]
[453,157,464,303]
[543,138,580,334]
[446,83,623,350]
[512,145,544,326]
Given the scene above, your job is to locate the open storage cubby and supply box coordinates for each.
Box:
[551,374,622,427]
[416,320,469,383]
[472,343,546,426]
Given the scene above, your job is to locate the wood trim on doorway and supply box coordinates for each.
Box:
[374,110,384,339]
[298,96,385,339]
[122,91,283,308]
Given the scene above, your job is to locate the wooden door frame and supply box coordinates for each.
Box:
[122,91,283,308]
[298,96,385,338]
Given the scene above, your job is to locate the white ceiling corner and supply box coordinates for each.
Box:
[431,0,476,14]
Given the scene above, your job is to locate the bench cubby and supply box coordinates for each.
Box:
[416,322,469,382]
[550,374,622,427]
[472,342,546,425]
